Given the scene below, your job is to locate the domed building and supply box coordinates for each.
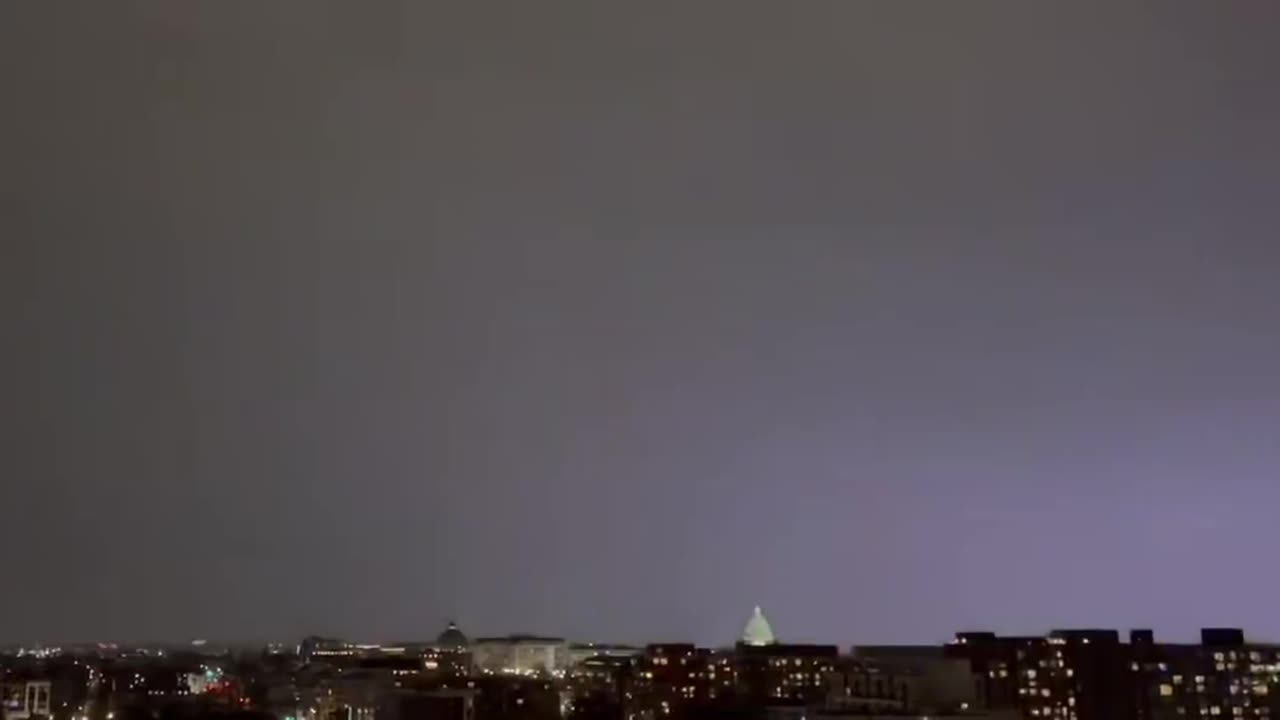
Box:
[436,621,469,650]
[427,621,472,678]
[740,606,776,646]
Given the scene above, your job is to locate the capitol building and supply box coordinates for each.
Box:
[739,606,777,647]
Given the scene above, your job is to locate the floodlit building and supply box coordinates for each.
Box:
[469,636,568,676]
[742,606,778,647]
[566,643,642,667]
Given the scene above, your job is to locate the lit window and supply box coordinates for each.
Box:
[1212,707,1222,716]
[1027,670,1038,680]
[1162,685,1175,697]
[1255,686,1269,697]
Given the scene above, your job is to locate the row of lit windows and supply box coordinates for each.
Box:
[1172,702,1269,712]
[770,686,823,698]
[767,657,827,668]
[1159,683,1269,697]
[1162,666,1280,676]
[1139,656,1280,674]
[1214,653,1274,664]
[1020,687,1056,698]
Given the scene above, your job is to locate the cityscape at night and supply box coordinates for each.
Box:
[5,615,1280,720]
[7,4,1280,720]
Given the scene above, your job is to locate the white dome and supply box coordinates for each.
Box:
[741,606,776,646]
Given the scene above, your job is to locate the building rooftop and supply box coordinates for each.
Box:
[472,635,566,644]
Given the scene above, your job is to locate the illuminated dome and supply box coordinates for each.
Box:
[740,606,776,646]
[436,621,469,650]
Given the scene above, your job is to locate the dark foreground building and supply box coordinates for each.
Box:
[947,628,1280,720]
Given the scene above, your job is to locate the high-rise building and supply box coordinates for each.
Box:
[943,627,1280,720]
[734,643,838,705]
[945,630,1133,720]
[946,632,1041,711]
[630,644,714,717]
[1132,628,1280,720]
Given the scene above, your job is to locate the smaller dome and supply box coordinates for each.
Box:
[436,621,469,649]
[741,606,776,646]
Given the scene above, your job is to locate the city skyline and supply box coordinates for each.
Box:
[7,620,1280,720]
[11,616,1280,652]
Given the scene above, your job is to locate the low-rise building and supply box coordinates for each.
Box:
[850,645,979,713]
[470,637,567,677]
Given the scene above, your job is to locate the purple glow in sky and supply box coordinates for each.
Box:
[4,2,1280,647]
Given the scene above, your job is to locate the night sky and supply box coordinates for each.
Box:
[5,3,1280,647]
